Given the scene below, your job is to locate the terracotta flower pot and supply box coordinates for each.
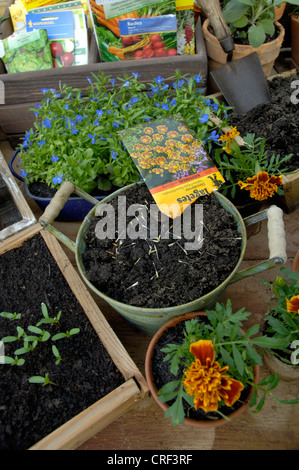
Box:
[291,13,299,68]
[275,2,286,21]
[145,312,260,427]
[293,249,299,273]
[202,19,285,91]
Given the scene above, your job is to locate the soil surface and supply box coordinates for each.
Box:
[151,316,251,422]
[0,234,124,450]
[228,73,299,173]
[28,181,115,199]
[82,183,242,308]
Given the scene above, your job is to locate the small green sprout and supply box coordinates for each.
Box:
[1,326,25,343]
[28,373,57,386]
[52,345,62,365]
[52,328,80,341]
[0,312,22,320]
[1,355,25,366]
[36,303,62,326]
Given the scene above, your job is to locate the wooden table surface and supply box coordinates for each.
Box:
[1,141,299,451]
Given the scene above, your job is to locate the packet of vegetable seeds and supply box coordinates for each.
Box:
[88,0,176,62]
[118,15,177,60]
[25,10,76,67]
[118,115,225,218]
[0,28,54,73]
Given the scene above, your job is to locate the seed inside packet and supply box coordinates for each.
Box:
[118,114,225,218]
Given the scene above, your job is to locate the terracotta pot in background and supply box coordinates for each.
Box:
[291,13,299,68]
[145,312,260,428]
[275,2,286,21]
[293,249,299,272]
[202,19,285,92]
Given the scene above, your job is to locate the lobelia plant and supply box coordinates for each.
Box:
[222,0,299,48]
[17,71,231,194]
[261,267,299,365]
[156,300,299,426]
[213,131,292,200]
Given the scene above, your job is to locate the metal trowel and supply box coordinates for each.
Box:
[196,0,271,114]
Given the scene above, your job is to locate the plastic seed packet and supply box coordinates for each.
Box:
[118,115,225,218]
[0,29,54,73]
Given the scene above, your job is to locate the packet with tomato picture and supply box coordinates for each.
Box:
[118,115,225,218]
[88,0,177,62]
[25,10,76,67]
[118,15,177,60]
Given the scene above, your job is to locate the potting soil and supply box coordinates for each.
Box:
[0,234,124,450]
[82,183,242,308]
[228,73,299,173]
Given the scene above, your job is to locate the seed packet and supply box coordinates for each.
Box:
[88,0,177,62]
[118,115,225,218]
[26,10,76,67]
[9,0,27,31]
[118,15,177,60]
[176,0,195,55]
[0,29,54,73]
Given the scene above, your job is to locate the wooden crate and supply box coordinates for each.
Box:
[0,223,148,450]
[0,1,207,147]
[0,149,36,241]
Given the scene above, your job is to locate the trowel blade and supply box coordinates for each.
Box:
[211,52,271,114]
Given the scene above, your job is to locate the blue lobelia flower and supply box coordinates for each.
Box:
[132,72,141,78]
[199,114,209,123]
[88,133,96,144]
[207,130,220,142]
[154,76,164,84]
[52,174,63,185]
[38,140,46,147]
[111,151,118,160]
[20,169,27,178]
[51,154,59,162]
[42,117,52,128]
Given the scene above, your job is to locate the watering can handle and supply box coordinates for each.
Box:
[230,205,287,284]
[195,0,234,53]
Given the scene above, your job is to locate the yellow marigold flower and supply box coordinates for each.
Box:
[140,135,152,144]
[286,295,299,314]
[218,127,240,153]
[238,171,283,201]
[181,134,193,143]
[183,340,244,413]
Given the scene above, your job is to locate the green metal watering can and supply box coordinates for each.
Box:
[39,181,287,336]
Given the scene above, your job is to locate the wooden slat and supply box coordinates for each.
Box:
[30,378,142,450]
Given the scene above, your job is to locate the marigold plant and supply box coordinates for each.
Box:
[157,300,299,426]
[213,132,292,200]
[262,267,299,365]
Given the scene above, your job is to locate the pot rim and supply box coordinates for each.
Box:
[75,182,247,315]
[145,311,260,427]
[202,18,285,50]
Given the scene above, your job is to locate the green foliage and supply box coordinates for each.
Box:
[0,303,80,384]
[18,71,230,194]
[261,267,299,364]
[213,133,292,198]
[222,0,299,48]
[157,300,298,426]
[28,373,56,386]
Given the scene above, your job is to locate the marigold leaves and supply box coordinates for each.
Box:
[245,344,263,366]
[219,346,234,369]
[251,335,290,350]
[232,344,244,376]
[266,316,290,336]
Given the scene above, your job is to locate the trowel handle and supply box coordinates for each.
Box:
[195,0,234,53]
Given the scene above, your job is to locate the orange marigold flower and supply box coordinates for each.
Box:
[286,295,299,314]
[238,171,283,201]
[183,340,244,413]
[218,127,239,153]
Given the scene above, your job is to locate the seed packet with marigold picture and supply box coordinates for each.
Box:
[118,114,225,218]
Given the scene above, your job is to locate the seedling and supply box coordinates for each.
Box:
[0,312,22,321]
[52,345,62,365]
[52,328,80,341]
[36,303,62,326]
[28,373,57,386]
[1,326,25,343]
